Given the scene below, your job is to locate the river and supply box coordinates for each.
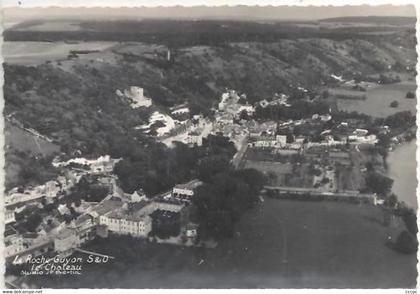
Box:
[387,140,418,209]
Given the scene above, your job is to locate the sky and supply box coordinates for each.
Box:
[2,3,416,24]
[0,0,417,7]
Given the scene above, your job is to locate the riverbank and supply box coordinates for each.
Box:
[387,140,417,209]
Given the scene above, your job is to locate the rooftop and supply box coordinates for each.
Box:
[89,199,124,216]
[56,228,76,240]
[174,179,203,190]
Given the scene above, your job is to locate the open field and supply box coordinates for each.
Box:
[336,81,417,117]
[12,20,84,32]
[3,41,117,65]
[26,198,416,288]
[5,122,60,157]
[243,160,293,186]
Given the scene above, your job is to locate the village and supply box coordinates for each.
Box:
[5,80,406,270]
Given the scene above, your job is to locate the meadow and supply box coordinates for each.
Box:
[26,198,416,288]
[2,41,117,65]
[336,81,417,117]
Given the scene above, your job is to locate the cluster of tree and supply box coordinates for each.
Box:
[67,177,110,203]
[254,100,330,121]
[192,168,265,240]
[393,230,417,254]
[5,19,408,47]
[391,203,418,255]
[389,100,399,108]
[378,73,401,84]
[150,210,181,239]
[20,212,42,233]
[396,205,418,236]
[114,135,236,195]
[365,171,393,196]
[383,111,416,129]
[406,91,416,99]
[5,149,59,190]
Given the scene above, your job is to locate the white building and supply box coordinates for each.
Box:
[186,223,199,238]
[276,135,287,147]
[218,92,230,111]
[5,209,16,224]
[172,179,203,201]
[45,180,61,198]
[320,114,332,122]
[5,235,24,258]
[129,189,147,203]
[101,208,152,238]
[237,105,255,116]
[348,134,378,145]
[5,190,44,207]
[57,176,70,191]
[185,131,203,146]
[54,228,80,254]
[123,86,152,108]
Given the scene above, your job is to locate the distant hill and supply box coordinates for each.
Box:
[321,16,416,26]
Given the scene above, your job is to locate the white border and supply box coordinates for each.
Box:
[0,1,418,292]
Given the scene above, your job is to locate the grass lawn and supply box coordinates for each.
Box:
[3,41,117,65]
[25,198,416,288]
[336,81,417,118]
[5,122,60,157]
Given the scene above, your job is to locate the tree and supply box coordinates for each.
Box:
[197,155,230,182]
[394,231,418,254]
[365,172,393,196]
[397,206,418,235]
[23,213,42,232]
[385,193,398,208]
[389,100,399,108]
[193,168,264,240]
[239,110,249,120]
[406,91,415,99]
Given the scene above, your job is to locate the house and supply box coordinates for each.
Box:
[54,228,80,254]
[5,235,24,258]
[130,189,147,203]
[276,135,287,147]
[57,176,69,191]
[237,105,255,116]
[45,180,61,198]
[258,99,269,108]
[5,189,44,207]
[185,131,203,146]
[5,209,16,224]
[73,214,96,244]
[150,197,186,214]
[90,199,124,224]
[353,128,369,136]
[172,179,203,201]
[123,86,152,108]
[295,136,306,144]
[58,204,70,215]
[186,223,199,238]
[91,155,118,174]
[320,114,332,122]
[348,134,378,145]
[101,201,152,238]
[218,92,230,111]
[250,136,278,148]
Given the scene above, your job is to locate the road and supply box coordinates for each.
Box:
[232,135,249,169]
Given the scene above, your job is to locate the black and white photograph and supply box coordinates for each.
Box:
[1,2,418,289]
